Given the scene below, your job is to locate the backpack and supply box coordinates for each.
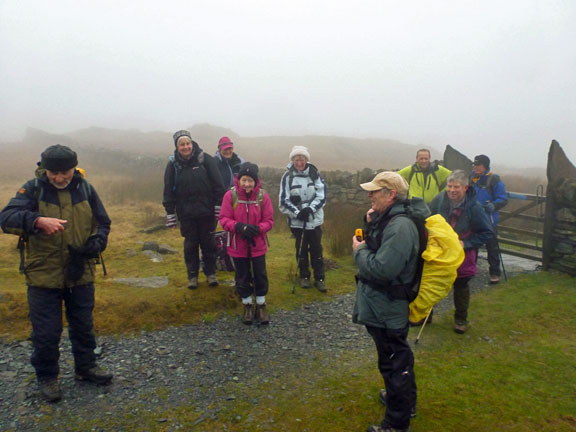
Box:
[406,214,465,323]
[213,231,235,272]
[230,186,264,210]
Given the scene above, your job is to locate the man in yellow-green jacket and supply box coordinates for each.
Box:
[0,145,112,403]
[397,149,451,204]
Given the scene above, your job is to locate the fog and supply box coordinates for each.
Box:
[1,0,575,167]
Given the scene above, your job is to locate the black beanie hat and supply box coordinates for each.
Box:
[173,130,192,146]
[41,144,78,172]
[473,154,490,169]
[237,162,259,183]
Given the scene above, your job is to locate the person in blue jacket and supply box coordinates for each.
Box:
[471,154,508,284]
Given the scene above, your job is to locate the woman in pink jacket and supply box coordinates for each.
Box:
[219,163,274,325]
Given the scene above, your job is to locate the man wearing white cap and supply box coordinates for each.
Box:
[352,171,430,432]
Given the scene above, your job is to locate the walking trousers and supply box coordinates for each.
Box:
[181,215,217,278]
[291,226,325,281]
[366,325,416,430]
[233,255,269,299]
[27,284,97,381]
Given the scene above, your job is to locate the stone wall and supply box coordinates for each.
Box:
[543,141,576,276]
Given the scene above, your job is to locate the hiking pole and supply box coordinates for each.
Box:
[414,308,433,345]
[292,220,307,294]
[489,213,508,281]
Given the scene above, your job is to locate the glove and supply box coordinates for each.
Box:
[166,214,177,228]
[235,222,247,233]
[484,202,496,213]
[289,195,302,206]
[67,246,86,281]
[82,235,106,258]
[297,207,314,221]
[244,224,260,238]
[214,206,221,218]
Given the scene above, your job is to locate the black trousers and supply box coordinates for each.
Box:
[291,226,325,281]
[27,284,97,381]
[366,325,416,430]
[486,227,501,276]
[233,255,269,299]
[453,277,472,323]
[180,215,217,277]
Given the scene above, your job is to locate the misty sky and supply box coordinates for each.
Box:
[1,0,575,167]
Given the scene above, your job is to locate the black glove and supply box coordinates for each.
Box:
[67,246,86,281]
[244,224,260,238]
[81,235,106,258]
[235,222,247,233]
[289,195,302,206]
[297,207,314,221]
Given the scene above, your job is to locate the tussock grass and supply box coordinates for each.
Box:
[0,198,358,341]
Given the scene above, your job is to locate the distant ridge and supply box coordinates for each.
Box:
[17,124,439,171]
[0,124,544,177]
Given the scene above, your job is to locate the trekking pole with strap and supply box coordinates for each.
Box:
[489,212,508,281]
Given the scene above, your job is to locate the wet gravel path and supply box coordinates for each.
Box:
[0,256,537,431]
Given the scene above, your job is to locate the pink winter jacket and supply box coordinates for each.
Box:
[219,178,274,258]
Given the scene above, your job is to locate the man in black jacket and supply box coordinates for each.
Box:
[163,130,225,289]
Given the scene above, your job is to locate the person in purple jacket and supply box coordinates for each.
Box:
[429,170,493,334]
[219,163,275,325]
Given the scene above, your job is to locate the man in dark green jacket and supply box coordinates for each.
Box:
[352,171,430,432]
[0,145,112,403]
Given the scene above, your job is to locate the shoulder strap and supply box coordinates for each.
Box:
[231,187,264,211]
[486,174,500,193]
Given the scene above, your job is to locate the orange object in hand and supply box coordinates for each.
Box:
[355,228,363,241]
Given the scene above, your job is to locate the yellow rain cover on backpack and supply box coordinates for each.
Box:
[409,214,465,323]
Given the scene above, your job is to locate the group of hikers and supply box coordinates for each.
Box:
[0,136,507,432]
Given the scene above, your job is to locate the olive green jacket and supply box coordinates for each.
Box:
[0,172,111,288]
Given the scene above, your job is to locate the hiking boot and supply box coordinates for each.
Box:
[207,274,219,287]
[75,366,113,385]
[378,389,417,417]
[300,278,311,289]
[38,378,61,403]
[367,423,410,432]
[187,277,198,289]
[242,304,255,325]
[453,321,469,334]
[256,304,270,325]
[490,275,500,284]
[314,279,327,293]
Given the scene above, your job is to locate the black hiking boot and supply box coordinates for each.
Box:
[39,378,62,403]
[300,278,311,289]
[75,366,113,385]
